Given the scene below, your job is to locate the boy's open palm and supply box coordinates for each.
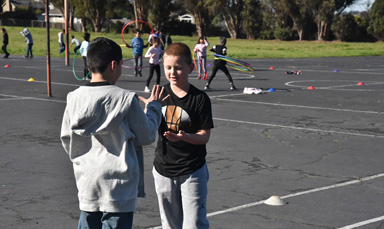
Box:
[138,85,169,104]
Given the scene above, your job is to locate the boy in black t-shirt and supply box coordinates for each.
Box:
[205,37,236,90]
[153,42,213,228]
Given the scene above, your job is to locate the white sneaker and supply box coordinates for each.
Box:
[144,86,150,93]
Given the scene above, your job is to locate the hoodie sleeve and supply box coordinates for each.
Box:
[127,96,162,146]
[60,103,72,155]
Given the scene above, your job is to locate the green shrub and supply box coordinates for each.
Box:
[274,27,293,41]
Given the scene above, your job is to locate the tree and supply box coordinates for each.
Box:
[368,0,384,41]
[315,0,335,41]
[176,0,213,36]
[132,0,149,31]
[316,0,356,41]
[281,0,315,41]
[332,14,359,41]
[242,0,263,39]
[148,0,174,30]
[263,0,295,40]
[207,0,245,39]
[71,0,122,32]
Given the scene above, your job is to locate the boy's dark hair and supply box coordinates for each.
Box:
[1,28,6,33]
[71,35,75,39]
[83,32,90,42]
[164,42,192,65]
[87,37,122,74]
[134,29,141,34]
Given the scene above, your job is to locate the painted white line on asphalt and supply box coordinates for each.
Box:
[214,98,383,114]
[208,173,384,218]
[286,80,384,91]
[289,69,384,75]
[0,93,66,103]
[337,215,384,229]
[0,76,80,87]
[213,117,384,138]
[0,98,26,101]
[0,76,144,93]
[147,173,384,229]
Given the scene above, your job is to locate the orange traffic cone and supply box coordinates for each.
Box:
[307,86,315,90]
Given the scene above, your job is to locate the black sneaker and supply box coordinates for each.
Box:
[204,85,210,90]
[230,85,236,90]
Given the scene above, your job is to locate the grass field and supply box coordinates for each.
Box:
[1,26,383,59]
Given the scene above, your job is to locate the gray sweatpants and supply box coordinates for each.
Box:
[153,164,209,229]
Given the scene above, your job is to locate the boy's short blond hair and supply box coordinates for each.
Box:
[164,42,192,65]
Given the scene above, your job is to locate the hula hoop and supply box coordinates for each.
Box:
[121,57,162,69]
[121,20,155,46]
[213,54,255,73]
[72,50,90,81]
[193,51,208,80]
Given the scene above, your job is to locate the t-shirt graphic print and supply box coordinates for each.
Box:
[163,105,190,133]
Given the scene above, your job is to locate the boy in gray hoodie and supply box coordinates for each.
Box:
[60,37,167,228]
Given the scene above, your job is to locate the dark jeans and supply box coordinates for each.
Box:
[83,56,90,78]
[78,211,134,229]
[146,64,161,87]
[59,42,65,54]
[207,63,233,85]
[2,44,9,56]
[74,45,80,54]
[26,44,33,57]
[133,54,143,74]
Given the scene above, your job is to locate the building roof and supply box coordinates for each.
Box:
[6,0,45,9]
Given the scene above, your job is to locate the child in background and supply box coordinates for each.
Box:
[61,37,166,229]
[126,29,149,77]
[205,37,236,90]
[20,28,33,58]
[58,29,65,54]
[70,35,81,54]
[144,37,164,93]
[165,32,172,47]
[194,36,209,79]
[79,33,90,79]
[152,42,213,228]
[1,28,10,58]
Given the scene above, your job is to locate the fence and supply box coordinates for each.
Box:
[0,19,82,31]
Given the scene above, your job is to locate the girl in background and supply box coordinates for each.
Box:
[194,36,209,79]
[144,37,164,92]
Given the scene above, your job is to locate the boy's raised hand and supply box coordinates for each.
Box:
[138,85,169,104]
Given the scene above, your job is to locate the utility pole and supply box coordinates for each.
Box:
[45,0,52,97]
[65,0,69,66]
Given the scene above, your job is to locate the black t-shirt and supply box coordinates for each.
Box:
[3,33,8,45]
[154,83,214,177]
[211,45,227,66]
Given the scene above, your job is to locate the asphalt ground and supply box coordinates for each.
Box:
[0,53,384,229]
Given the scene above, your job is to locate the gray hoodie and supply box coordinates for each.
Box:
[60,85,161,212]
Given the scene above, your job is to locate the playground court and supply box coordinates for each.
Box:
[1,54,384,228]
